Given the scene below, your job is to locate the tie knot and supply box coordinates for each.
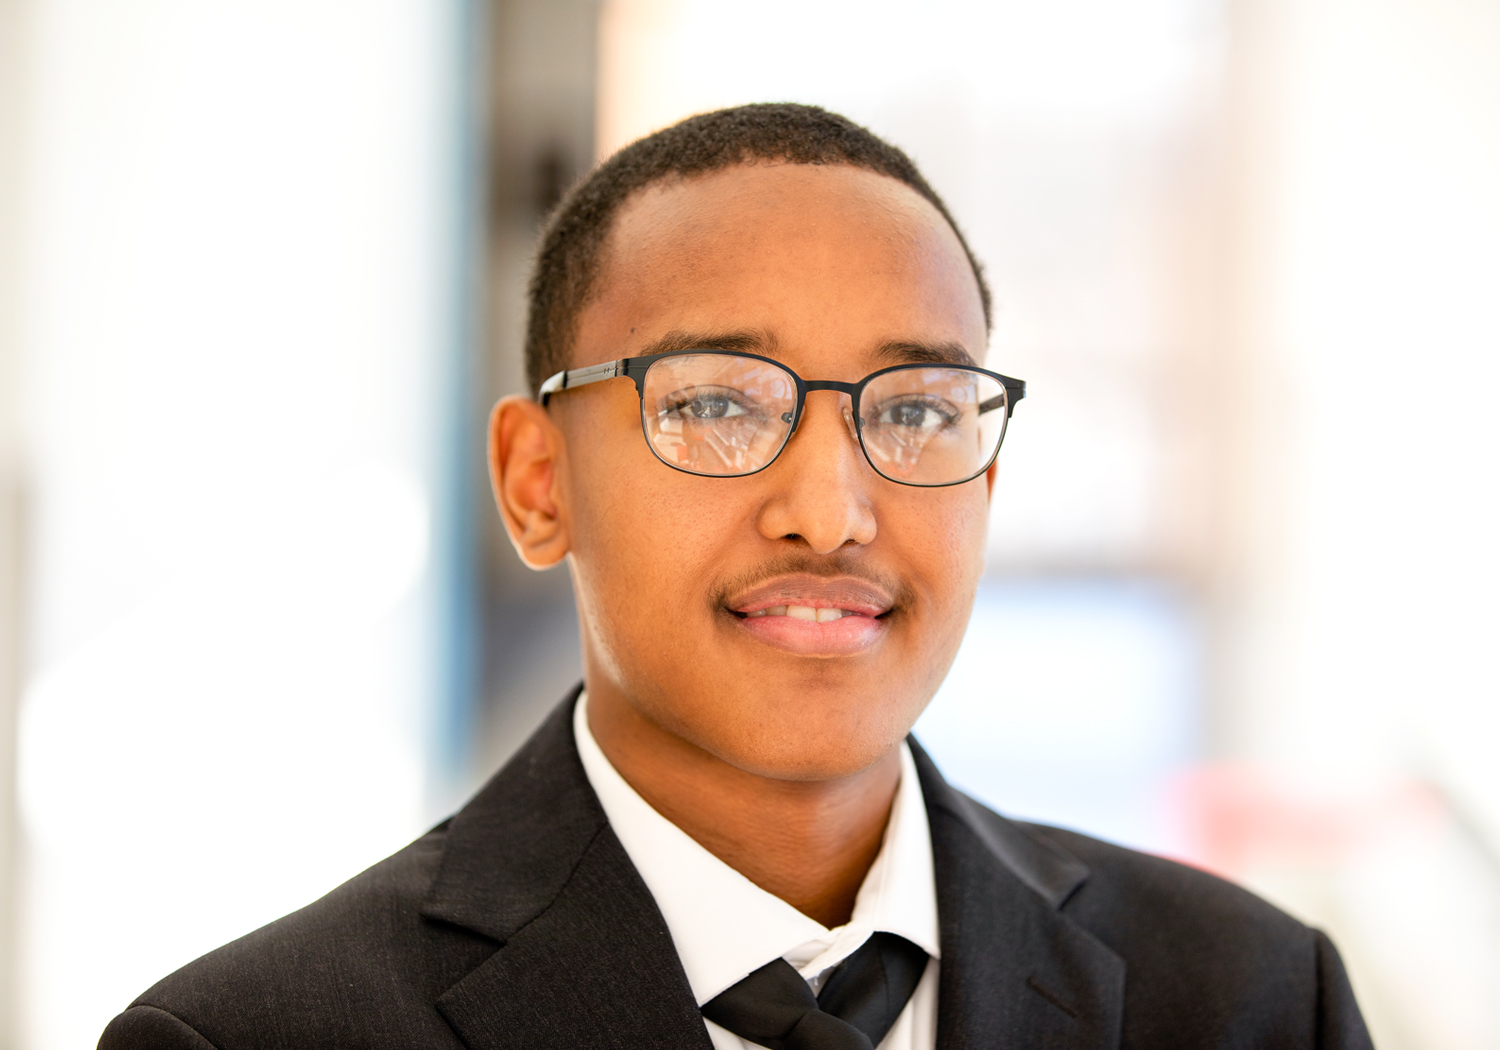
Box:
[702,932,929,1050]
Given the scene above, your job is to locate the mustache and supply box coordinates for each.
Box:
[710,551,916,613]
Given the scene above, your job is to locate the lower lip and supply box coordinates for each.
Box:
[731,611,887,656]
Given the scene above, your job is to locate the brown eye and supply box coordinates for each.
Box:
[874,396,956,430]
[685,393,737,419]
[662,386,753,421]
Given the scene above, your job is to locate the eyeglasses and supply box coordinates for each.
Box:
[539,350,1026,488]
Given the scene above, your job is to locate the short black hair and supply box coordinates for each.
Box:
[524,102,992,397]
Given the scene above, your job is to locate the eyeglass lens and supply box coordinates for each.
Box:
[640,354,1008,486]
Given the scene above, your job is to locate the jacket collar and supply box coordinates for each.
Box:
[911,738,1125,1048]
[422,687,1123,1049]
[422,686,714,1049]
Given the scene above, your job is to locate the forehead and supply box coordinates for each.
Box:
[577,163,987,371]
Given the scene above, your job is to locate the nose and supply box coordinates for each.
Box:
[754,390,877,554]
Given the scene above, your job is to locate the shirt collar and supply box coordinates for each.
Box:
[573,691,939,1005]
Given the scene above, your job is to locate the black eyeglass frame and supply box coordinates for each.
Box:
[537,349,1027,488]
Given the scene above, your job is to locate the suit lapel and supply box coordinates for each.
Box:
[912,739,1126,1050]
[422,688,712,1050]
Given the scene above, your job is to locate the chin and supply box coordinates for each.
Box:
[697,692,924,782]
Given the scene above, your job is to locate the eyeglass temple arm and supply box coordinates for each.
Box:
[979,377,1026,418]
[537,360,626,405]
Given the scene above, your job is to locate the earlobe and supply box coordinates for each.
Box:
[488,396,571,569]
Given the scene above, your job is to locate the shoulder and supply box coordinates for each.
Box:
[100,694,598,1050]
[1019,819,1369,1048]
[100,822,491,1050]
[1024,820,1307,949]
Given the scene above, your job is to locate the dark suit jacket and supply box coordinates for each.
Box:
[101,686,1373,1049]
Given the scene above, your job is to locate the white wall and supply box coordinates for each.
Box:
[1227,0,1500,796]
[1,2,31,1044]
[10,3,472,1046]
[1212,0,1500,1043]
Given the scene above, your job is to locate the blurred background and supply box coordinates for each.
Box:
[2,0,1498,1045]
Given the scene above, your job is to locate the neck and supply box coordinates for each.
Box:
[585,683,902,929]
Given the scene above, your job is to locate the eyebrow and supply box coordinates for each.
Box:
[872,340,978,367]
[636,330,774,357]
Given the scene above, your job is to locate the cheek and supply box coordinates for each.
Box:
[895,485,989,650]
[909,485,989,588]
[564,437,738,670]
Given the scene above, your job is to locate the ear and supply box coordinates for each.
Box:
[985,458,998,500]
[488,395,570,569]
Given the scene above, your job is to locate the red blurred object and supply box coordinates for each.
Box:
[1166,764,1447,879]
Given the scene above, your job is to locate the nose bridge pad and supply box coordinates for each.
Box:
[790,390,861,448]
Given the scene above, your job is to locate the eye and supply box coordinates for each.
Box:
[874,396,957,429]
[664,386,752,420]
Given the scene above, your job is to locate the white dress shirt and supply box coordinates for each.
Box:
[573,693,940,1050]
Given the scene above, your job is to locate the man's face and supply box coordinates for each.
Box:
[551,163,992,781]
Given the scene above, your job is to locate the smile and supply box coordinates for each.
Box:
[724,574,896,657]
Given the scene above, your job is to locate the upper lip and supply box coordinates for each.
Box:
[727,574,895,618]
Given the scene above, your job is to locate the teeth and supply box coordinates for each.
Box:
[742,605,852,621]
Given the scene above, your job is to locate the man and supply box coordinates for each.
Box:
[101,104,1372,1049]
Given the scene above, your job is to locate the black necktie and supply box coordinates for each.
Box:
[702,932,929,1050]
